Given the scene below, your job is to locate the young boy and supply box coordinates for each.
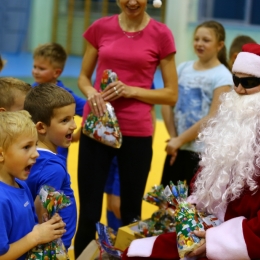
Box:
[24,83,77,250]
[0,110,66,260]
[228,35,256,70]
[123,43,260,260]
[0,77,31,111]
[32,42,86,161]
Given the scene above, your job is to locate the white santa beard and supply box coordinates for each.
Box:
[194,89,260,214]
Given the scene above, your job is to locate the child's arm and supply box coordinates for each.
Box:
[164,85,230,163]
[61,85,86,116]
[72,127,81,142]
[0,214,65,260]
[34,195,48,223]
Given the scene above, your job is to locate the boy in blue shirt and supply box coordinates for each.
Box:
[0,110,66,260]
[32,42,86,161]
[24,83,77,250]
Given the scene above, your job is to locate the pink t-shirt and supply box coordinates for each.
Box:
[82,15,176,136]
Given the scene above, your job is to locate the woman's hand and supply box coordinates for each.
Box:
[88,91,107,117]
[186,230,206,258]
[165,137,183,165]
[102,81,133,101]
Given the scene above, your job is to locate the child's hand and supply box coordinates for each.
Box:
[72,127,81,142]
[165,137,182,165]
[31,213,66,244]
[186,230,206,258]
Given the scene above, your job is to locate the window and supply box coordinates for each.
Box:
[198,0,260,26]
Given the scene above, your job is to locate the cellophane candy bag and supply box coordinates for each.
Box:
[83,69,122,148]
[143,181,221,258]
[96,222,123,258]
[140,184,176,237]
[167,181,221,258]
[26,185,71,260]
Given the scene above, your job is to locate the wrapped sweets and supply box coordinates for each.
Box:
[26,185,71,260]
[83,69,122,148]
[143,181,221,258]
[140,185,176,237]
[167,181,221,258]
[137,210,175,237]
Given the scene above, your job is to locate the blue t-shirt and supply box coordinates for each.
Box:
[0,180,37,260]
[174,61,233,152]
[25,148,77,249]
[32,80,86,161]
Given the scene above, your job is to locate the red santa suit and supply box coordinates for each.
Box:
[123,177,260,260]
[123,42,260,260]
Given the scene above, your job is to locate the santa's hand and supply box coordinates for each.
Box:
[186,231,206,258]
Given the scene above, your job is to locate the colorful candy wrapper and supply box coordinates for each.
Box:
[143,184,170,209]
[96,222,123,258]
[143,180,221,258]
[26,185,71,260]
[83,69,122,148]
[141,185,176,237]
[137,210,175,237]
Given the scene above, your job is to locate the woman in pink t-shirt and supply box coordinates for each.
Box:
[74,1,178,257]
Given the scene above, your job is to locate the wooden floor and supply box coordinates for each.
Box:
[67,117,168,259]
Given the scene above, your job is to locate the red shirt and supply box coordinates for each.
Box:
[82,15,176,136]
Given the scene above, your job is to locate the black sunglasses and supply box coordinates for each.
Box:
[233,74,260,89]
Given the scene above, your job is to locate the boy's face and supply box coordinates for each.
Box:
[32,57,61,84]
[0,132,39,185]
[43,103,77,152]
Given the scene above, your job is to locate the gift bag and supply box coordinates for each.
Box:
[143,181,222,258]
[83,69,122,148]
[95,222,123,259]
[167,181,221,258]
[26,185,71,260]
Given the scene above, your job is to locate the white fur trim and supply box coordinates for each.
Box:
[206,216,250,260]
[232,52,260,77]
[127,236,158,257]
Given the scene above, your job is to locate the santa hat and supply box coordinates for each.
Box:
[153,0,162,8]
[232,43,260,78]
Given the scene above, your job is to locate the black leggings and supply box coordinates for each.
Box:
[74,131,152,258]
[161,150,200,187]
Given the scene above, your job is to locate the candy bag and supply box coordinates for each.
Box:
[168,181,221,258]
[143,180,221,258]
[96,222,123,258]
[83,69,122,148]
[26,185,71,260]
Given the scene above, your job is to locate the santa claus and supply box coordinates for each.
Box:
[122,43,260,260]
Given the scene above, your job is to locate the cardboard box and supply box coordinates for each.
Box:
[114,221,144,251]
[76,240,99,260]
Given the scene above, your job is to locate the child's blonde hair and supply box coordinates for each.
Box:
[0,110,37,150]
[33,43,67,70]
[0,77,31,110]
